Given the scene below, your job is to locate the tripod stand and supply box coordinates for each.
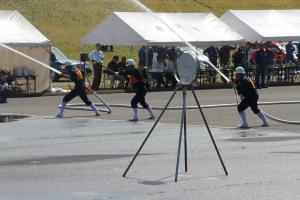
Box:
[123,83,228,182]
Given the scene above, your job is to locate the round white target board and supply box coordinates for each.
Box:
[177,51,197,85]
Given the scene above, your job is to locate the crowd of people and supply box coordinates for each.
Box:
[87,42,300,91]
[203,41,300,88]
[137,45,178,88]
[88,44,179,90]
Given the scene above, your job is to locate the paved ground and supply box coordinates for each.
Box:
[1,85,300,132]
[0,86,300,199]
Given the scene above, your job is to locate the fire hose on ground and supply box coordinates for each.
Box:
[64,100,300,125]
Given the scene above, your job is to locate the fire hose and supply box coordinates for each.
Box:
[65,100,300,125]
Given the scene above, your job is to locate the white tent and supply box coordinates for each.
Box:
[221,10,300,42]
[0,10,50,93]
[81,12,244,46]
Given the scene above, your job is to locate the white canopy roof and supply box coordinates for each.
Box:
[221,10,300,42]
[81,12,244,46]
[0,10,50,46]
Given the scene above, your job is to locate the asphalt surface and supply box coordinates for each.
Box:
[1,85,300,132]
[0,85,300,200]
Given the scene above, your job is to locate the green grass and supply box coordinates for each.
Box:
[1,0,300,66]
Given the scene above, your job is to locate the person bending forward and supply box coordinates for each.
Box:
[56,66,100,118]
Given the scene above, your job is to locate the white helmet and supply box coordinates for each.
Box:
[235,66,245,74]
[126,59,135,66]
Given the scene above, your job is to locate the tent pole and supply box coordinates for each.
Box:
[130,46,133,58]
[48,44,52,91]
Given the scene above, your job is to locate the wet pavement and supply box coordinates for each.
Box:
[1,116,300,199]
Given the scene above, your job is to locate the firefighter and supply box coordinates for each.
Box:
[56,66,100,118]
[117,59,155,121]
[229,66,269,128]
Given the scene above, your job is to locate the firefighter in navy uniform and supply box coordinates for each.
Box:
[229,66,269,128]
[117,59,155,121]
[56,66,100,118]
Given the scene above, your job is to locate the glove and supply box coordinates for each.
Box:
[227,80,234,85]
[61,73,69,79]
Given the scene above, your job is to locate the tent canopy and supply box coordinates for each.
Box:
[81,12,244,46]
[0,10,50,93]
[221,10,300,42]
[0,10,50,46]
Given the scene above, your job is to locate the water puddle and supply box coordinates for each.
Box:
[225,131,300,142]
[0,114,29,123]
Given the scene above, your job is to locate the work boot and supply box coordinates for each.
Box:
[238,111,249,128]
[146,107,155,120]
[129,108,138,121]
[257,111,269,127]
[90,103,100,116]
[56,102,67,118]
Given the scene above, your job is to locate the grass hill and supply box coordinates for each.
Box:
[1,0,300,65]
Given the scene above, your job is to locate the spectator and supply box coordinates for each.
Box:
[274,48,283,65]
[107,56,125,88]
[245,42,257,65]
[297,41,300,62]
[101,45,109,52]
[118,56,129,88]
[166,47,177,61]
[204,46,219,66]
[265,46,274,86]
[232,48,244,69]
[147,46,154,67]
[118,56,127,70]
[109,45,113,52]
[89,43,104,90]
[0,70,11,103]
[219,45,235,67]
[151,57,166,88]
[204,46,219,83]
[157,45,167,61]
[165,60,177,88]
[255,43,267,88]
[285,41,295,63]
[138,46,146,67]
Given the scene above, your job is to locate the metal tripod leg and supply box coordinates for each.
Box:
[175,86,187,182]
[123,85,180,177]
[191,88,228,175]
[184,97,188,172]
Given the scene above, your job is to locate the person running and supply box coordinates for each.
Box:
[117,59,155,121]
[229,66,269,128]
[56,66,100,118]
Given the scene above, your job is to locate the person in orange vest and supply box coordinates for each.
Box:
[117,59,155,121]
[229,66,269,128]
[56,66,100,118]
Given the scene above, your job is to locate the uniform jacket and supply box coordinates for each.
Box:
[119,68,146,91]
[235,75,258,100]
[69,67,84,88]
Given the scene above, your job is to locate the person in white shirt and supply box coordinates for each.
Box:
[151,57,166,88]
[89,43,104,90]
